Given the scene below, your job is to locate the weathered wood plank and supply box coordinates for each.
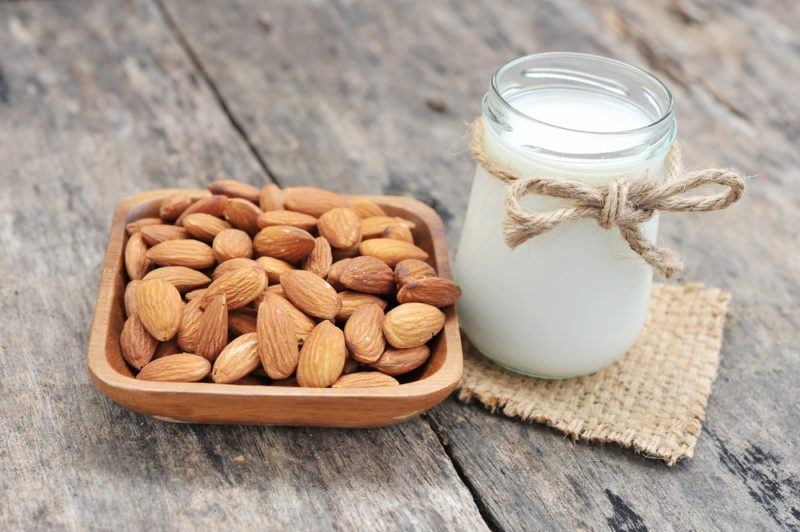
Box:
[0,1,486,529]
[164,0,800,529]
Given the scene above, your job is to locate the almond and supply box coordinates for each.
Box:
[394,259,436,286]
[126,217,162,235]
[359,238,428,267]
[125,232,151,280]
[280,270,341,319]
[332,372,399,388]
[146,239,216,270]
[185,288,207,301]
[177,298,204,352]
[224,198,262,234]
[120,314,158,370]
[260,292,314,343]
[382,224,414,244]
[256,256,295,284]
[201,265,266,310]
[213,228,253,262]
[143,266,211,293]
[253,226,316,262]
[153,339,182,360]
[260,183,284,211]
[176,194,227,225]
[228,309,257,336]
[383,302,445,349]
[159,192,192,222]
[303,237,333,278]
[211,333,260,384]
[296,321,346,387]
[360,216,415,238]
[181,213,231,242]
[342,355,359,375]
[370,345,430,376]
[213,258,259,280]
[124,280,141,317]
[283,186,346,217]
[317,208,362,249]
[332,244,360,261]
[326,258,352,291]
[397,277,462,307]
[336,291,388,322]
[135,279,183,341]
[347,199,386,218]
[344,303,385,363]
[257,210,318,232]
[194,295,228,361]
[140,224,190,245]
[137,354,211,382]
[339,256,395,294]
[208,179,261,203]
[257,301,299,379]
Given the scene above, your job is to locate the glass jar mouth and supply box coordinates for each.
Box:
[490,52,675,136]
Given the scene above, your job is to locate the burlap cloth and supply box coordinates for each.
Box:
[457,283,731,466]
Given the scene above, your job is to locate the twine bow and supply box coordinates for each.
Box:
[470,119,745,278]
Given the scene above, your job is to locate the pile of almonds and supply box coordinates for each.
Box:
[121,180,462,388]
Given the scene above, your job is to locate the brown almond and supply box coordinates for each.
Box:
[339,256,395,295]
[344,304,385,363]
[211,333,260,384]
[201,265,266,310]
[359,238,428,267]
[143,266,211,293]
[126,217,162,235]
[283,186,346,217]
[360,216,415,238]
[177,298,204,352]
[120,314,158,370]
[228,309,258,336]
[342,355,359,375]
[394,259,436,286]
[176,194,227,225]
[140,224,190,245]
[370,345,430,376]
[224,198,263,234]
[257,210,318,232]
[382,224,414,244]
[194,295,228,361]
[264,284,285,297]
[208,179,261,203]
[303,237,333,278]
[124,280,141,317]
[159,192,192,222]
[135,279,183,341]
[257,301,299,379]
[213,228,253,262]
[256,256,295,284]
[317,207,362,249]
[332,244,360,261]
[296,321,346,387]
[153,339,182,360]
[146,239,216,270]
[253,225,315,262]
[137,354,211,382]
[212,258,259,280]
[182,213,232,242]
[332,372,399,388]
[125,232,151,280]
[397,277,462,307]
[185,288,207,302]
[326,258,352,291]
[336,291,388,322]
[280,270,341,319]
[260,183,284,211]
[347,199,386,218]
[383,302,445,349]
[260,292,315,343]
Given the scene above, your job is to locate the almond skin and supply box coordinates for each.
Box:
[359,238,428,267]
[181,213,232,242]
[317,207,362,249]
[303,237,333,278]
[296,321,346,387]
[283,186,346,217]
[176,194,227,225]
[201,265,267,310]
[332,372,399,388]
[146,239,216,270]
[347,199,386,218]
[256,256,295,284]
[264,284,285,297]
[194,295,228,361]
[213,228,253,262]
[140,224,189,245]
[124,280,141,317]
[382,302,445,349]
[143,266,211,293]
[228,309,258,336]
[260,292,315,343]
[397,276,462,307]
[253,226,316,262]
[332,244,360,261]
[208,179,261,203]
[177,298,204,352]
[134,279,183,341]
[370,345,431,376]
[126,217,162,235]
[153,339,182,360]
[211,333,260,384]
[137,354,211,382]
[120,314,158,370]
[344,303,385,363]
[336,291,388,322]
[382,224,414,244]
[260,183,284,211]
[159,192,192,222]
[125,232,151,280]
[257,210,318,232]
[213,258,260,280]
[339,256,395,295]
[185,288,207,302]
[326,258,352,291]
[360,216,415,238]
[224,198,263,234]
[257,301,299,379]
[394,259,436,287]
[280,270,341,319]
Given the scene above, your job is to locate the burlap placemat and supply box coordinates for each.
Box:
[458,283,731,466]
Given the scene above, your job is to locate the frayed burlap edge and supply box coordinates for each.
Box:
[457,283,731,466]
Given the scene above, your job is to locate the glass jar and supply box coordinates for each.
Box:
[454,52,676,378]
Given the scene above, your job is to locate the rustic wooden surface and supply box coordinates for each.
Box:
[1,0,798,530]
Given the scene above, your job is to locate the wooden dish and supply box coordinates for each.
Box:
[87,189,462,427]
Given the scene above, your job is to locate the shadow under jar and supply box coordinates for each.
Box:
[455,52,676,379]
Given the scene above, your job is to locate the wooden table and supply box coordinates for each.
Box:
[2,1,797,529]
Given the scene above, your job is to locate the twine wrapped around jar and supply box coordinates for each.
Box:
[469,118,746,278]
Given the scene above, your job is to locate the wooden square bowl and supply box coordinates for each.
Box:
[87,189,462,427]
